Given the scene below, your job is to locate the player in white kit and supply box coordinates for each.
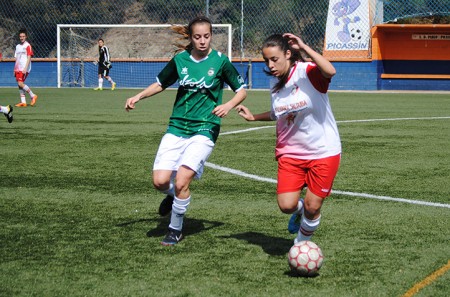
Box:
[14,29,38,107]
[236,33,341,244]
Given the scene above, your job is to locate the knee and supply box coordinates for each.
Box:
[277,199,298,214]
[303,199,322,217]
[152,176,170,191]
[174,180,190,196]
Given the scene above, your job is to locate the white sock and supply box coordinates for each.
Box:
[169,196,190,231]
[98,78,103,88]
[0,106,8,114]
[295,215,321,243]
[19,88,26,103]
[107,77,114,84]
[23,85,35,98]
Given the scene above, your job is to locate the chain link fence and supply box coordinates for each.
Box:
[0,0,449,59]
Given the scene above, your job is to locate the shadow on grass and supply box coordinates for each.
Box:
[220,232,292,256]
[116,216,224,238]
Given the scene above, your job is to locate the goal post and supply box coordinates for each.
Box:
[56,24,232,88]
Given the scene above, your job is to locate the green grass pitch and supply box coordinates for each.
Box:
[1,88,449,296]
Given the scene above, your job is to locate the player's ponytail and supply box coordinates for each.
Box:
[262,34,305,93]
[171,25,190,53]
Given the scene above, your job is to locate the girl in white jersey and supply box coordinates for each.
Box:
[236,33,341,244]
[125,16,246,246]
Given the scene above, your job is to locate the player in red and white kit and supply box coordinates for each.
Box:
[236,33,341,244]
[14,29,38,107]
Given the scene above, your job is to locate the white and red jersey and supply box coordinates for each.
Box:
[270,61,341,160]
[14,41,33,72]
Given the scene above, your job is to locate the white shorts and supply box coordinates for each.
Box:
[153,133,215,179]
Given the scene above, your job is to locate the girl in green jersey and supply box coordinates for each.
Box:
[125,16,246,246]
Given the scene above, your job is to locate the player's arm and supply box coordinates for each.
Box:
[23,55,31,74]
[283,33,336,78]
[125,82,164,112]
[212,60,248,118]
[212,88,247,118]
[235,105,273,121]
[103,47,111,68]
[104,47,110,63]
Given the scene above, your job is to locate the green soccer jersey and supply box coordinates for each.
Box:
[157,49,245,143]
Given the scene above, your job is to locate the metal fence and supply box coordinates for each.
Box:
[0,0,449,59]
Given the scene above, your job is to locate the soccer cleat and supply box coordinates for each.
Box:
[15,102,27,107]
[30,95,38,106]
[161,228,183,246]
[111,82,116,91]
[93,87,103,91]
[158,195,174,216]
[288,199,304,234]
[4,105,13,123]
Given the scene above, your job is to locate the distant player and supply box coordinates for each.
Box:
[94,38,116,91]
[14,28,38,107]
[1,105,13,123]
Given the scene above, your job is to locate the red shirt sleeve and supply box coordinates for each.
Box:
[306,63,330,93]
[26,44,34,56]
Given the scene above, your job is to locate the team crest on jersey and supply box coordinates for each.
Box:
[207,68,215,76]
[291,84,299,95]
[286,113,296,125]
[181,67,188,75]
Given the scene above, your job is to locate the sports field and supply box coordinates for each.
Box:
[1,88,449,296]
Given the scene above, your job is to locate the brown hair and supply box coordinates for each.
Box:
[18,28,28,36]
[171,16,213,53]
[262,34,305,93]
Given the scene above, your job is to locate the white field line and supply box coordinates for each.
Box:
[205,162,450,209]
[210,116,450,209]
[220,116,450,136]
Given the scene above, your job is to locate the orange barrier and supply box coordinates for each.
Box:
[372,24,450,61]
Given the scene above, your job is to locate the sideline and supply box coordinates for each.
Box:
[401,260,450,297]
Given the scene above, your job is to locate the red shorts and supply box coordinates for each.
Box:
[277,154,341,198]
[15,71,29,83]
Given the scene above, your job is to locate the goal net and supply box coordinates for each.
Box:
[56,24,232,88]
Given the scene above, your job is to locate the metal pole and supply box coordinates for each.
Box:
[248,59,252,89]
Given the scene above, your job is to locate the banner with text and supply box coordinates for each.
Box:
[323,0,373,59]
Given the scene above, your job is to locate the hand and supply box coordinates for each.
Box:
[125,96,140,112]
[104,62,112,69]
[235,105,254,121]
[212,103,232,118]
[282,33,306,51]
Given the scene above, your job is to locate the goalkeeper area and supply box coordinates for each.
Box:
[56,24,232,88]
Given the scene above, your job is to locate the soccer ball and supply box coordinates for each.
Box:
[288,240,324,276]
[350,28,362,41]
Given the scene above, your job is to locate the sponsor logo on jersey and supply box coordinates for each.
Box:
[179,75,213,89]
